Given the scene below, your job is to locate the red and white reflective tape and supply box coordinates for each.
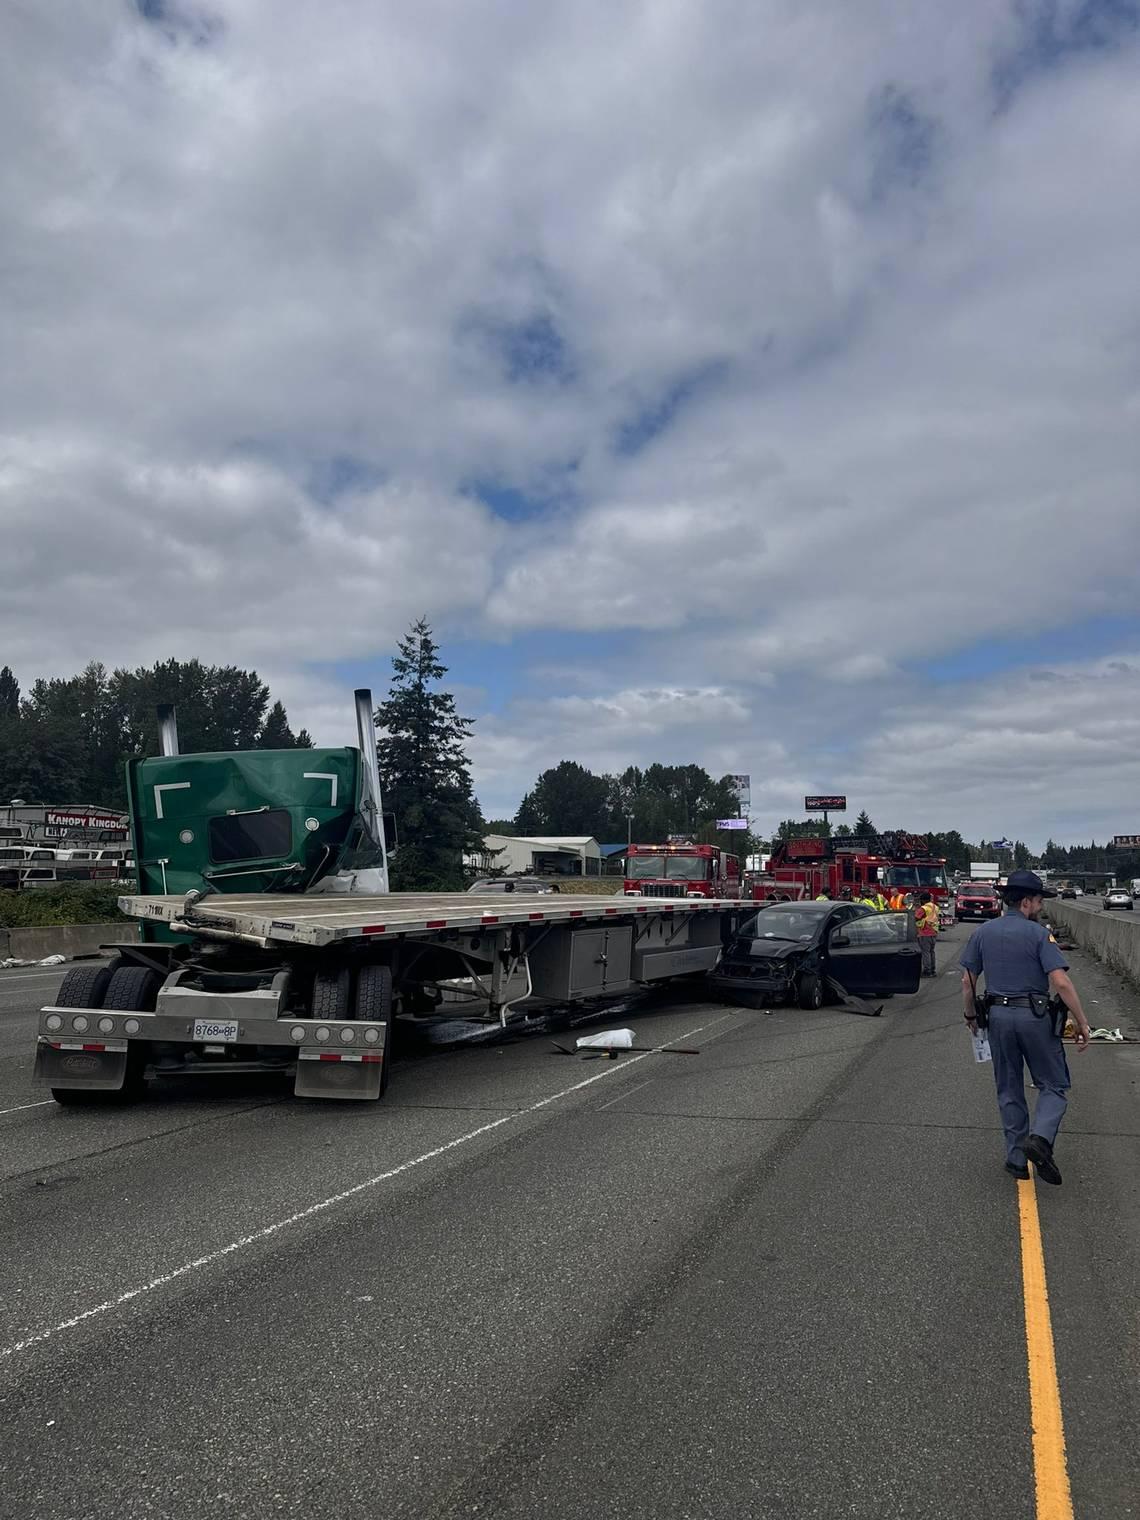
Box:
[48,1039,128,1053]
[298,1050,382,1064]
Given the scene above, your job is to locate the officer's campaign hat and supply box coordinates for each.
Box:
[1004,869,1056,898]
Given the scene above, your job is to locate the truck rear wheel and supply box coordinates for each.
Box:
[55,965,115,1009]
[96,967,162,1102]
[354,965,394,1095]
[102,966,162,1012]
[311,967,352,1022]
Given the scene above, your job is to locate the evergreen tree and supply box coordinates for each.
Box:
[513,761,610,837]
[295,728,314,749]
[854,809,876,836]
[259,701,296,748]
[0,666,19,719]
[374,618,483,890]
[0,714,87,801]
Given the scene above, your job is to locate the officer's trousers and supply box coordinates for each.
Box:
[987,1004,1070,1168]
[919,937,936,976]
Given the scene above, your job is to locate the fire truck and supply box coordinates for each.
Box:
[747,832,949,905]
[624,841,742,899]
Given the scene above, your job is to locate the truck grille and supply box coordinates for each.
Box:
[640,883,687,898]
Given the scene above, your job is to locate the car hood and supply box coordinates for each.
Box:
[729,937,810,962]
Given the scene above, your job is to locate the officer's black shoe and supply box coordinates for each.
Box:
[1004,1161,1030,1180]
[1024,1134,1062,1185]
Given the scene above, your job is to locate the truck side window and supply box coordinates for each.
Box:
[208,809,292,863]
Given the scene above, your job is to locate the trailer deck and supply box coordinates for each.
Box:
[121,890,749,948]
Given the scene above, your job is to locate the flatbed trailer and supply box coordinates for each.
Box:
[35,889,748,1103]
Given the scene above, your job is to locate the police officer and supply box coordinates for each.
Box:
[960,869,1091,1184]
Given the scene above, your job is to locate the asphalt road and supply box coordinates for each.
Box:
[1,930,1137,1519]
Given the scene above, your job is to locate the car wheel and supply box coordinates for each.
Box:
[797,973,823,1010]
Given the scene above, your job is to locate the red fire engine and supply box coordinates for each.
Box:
[624,842,742,899]
[748,832,949,904]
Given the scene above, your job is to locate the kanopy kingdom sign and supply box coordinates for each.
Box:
[805,795,846,813]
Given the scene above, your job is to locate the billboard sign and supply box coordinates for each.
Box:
[45,809,129,831]
[1112,835,1140,848]
[716,818,749,831]
[727,773,751,809]
[805,795,846,813]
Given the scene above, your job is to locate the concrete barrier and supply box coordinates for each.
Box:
[1045,900,1140,990]
[0,922,140,963]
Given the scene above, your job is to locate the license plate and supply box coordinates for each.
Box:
[192,1019,240,1043]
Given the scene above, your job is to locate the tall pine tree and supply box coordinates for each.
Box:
[0,666,19,719]
[259,701,296,748]
[374,618,483,890]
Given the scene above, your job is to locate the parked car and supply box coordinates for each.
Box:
[710,901,921,1008]
[1103,888,1133,911]
[466,877,562,895]
[955,884,1002,920]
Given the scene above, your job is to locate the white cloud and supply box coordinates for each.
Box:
[3,1,1140,844]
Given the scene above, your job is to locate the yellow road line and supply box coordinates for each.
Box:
[1017,1178,1074,1520]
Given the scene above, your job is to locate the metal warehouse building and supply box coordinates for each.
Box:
[472,835,604,878]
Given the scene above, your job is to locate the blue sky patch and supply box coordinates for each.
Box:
[464,461,580,523]
[993,0,1140,105]
[866,84,939,201]
[306,454,388,503]
[135,0,221,45]
[915,613,1140,683]
[461,309,576,386]
[614,360,729,456]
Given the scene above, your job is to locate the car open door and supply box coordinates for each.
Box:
[825,912,922,996]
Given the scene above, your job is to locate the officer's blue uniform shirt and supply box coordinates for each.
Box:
[959,910,1069,994]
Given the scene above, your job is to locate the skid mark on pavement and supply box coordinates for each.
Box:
[0,1013,735,1362]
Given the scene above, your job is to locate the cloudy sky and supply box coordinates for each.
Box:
[4,0,1139,846]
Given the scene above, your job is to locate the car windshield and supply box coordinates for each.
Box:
[739,907,827,942]
[885,865,949,890]
[628,854,709,881]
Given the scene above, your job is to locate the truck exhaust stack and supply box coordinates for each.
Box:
[157,704,180,757]
[354,688,385,854]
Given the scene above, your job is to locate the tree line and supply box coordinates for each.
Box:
[10,630,1122,898]
[0,660,312,809]
[487,759,754,857]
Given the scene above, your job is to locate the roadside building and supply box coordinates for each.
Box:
[467,835,604,878]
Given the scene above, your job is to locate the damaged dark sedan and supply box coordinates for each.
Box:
[711,901,922,1008]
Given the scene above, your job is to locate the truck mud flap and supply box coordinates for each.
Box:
[293,1052,383,1101]
[34,1042,131,1090]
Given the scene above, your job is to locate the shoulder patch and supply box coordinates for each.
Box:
[1048,933,1057,943]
